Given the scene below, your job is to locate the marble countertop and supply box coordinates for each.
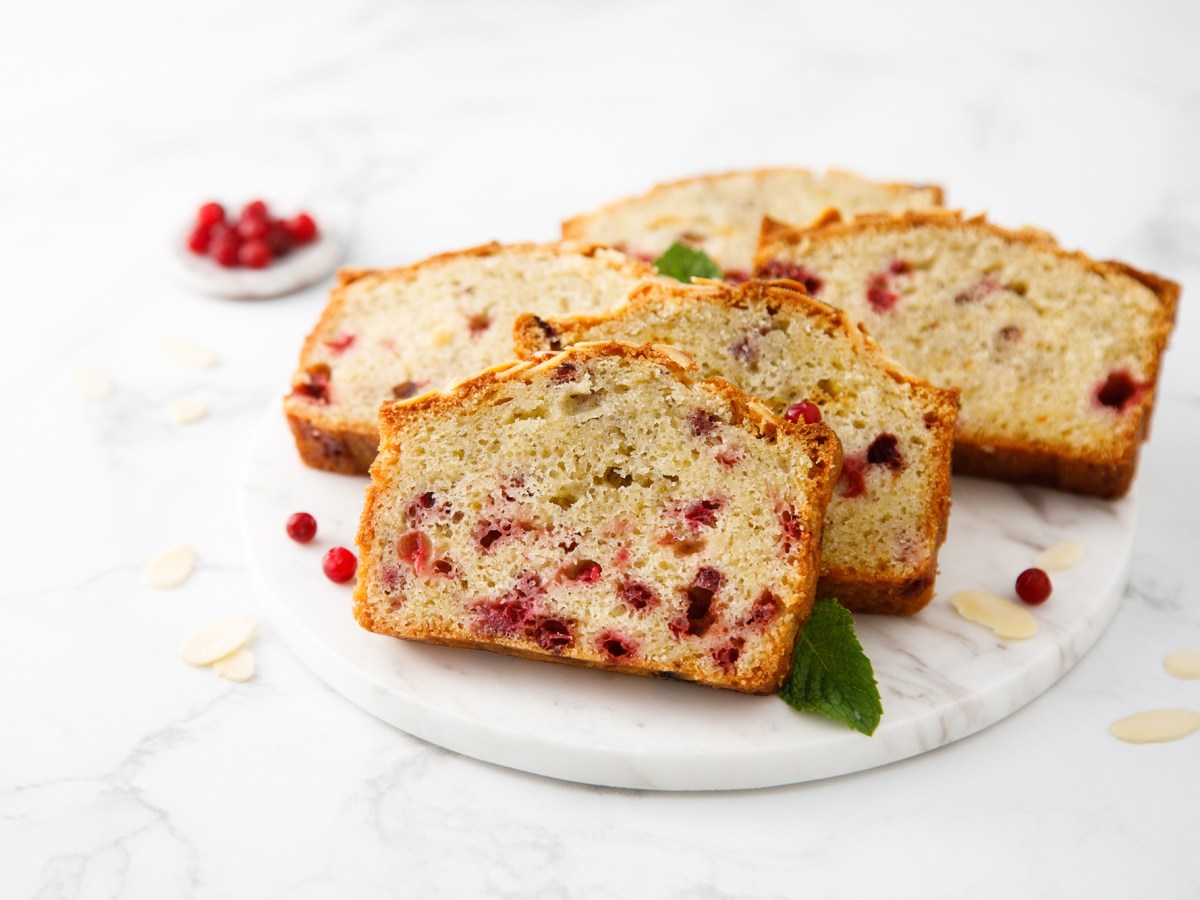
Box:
[3,1,1198,896]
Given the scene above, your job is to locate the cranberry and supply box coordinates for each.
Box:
[238,239,272,269]
[866,285,898,312]
[324,333,356,353]
[596,631,637,661]
[866,433,902,470]
[241,200,269,221]
[186,224,211,254]
[838,456,867,498]
[1015,568,1052,605]
[723,269,751,284]
[236,216,269,241]
[758,259,824,295]
[266,220,294,256]
[551,363,578,384]
[396,530,433,574]
[713,638,745,672]
[562,560,602,583]
[322,547,357,583]
[292,364,332,404]
[744,590,781,629]
[889,259,911,275]
[618,580,658,612]
[209,231,240,268]
[683,498,724,529]
[286,512,317,543]
[1095,370,1140,412]
[196,202,225,229]
[687,408,719,438]
[731,335,757,364]
[465,312,492,336]
[784,401,821,424]
[716,448,744,467]
[285,212,318,244]
[535,618,573,652]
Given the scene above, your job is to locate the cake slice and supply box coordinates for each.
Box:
[561,168,943,278]
[354,342,842,693]
[515,280,959,615]
[755,211,1180,498]
[284,242,656,474]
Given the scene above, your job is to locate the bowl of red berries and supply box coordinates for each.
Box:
[172,199,345,299]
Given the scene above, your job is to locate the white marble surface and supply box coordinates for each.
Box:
[3,0,1199,895]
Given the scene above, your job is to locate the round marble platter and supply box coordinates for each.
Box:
[240,406,1136,791]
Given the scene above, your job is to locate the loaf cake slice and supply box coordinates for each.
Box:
[562,168,943,278]
[354,342,842,693]
[284,242,657,474]
[515,280,959,615]
[755,211,1180,498]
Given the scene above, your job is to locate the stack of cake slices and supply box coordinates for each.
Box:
[284,168,1179,694]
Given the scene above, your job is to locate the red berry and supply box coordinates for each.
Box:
[1015,568,1052,605]
[266,220,294,256]
[196,202,225,228]
[238,239,272,269]
[186,224,212,254]
[237,216,269,241]
[241,200,269,221]
[210,230,240,267]
[784,401,821,424]
[284,212,318,244]
[323,547,357,583]
[286,512,317,543]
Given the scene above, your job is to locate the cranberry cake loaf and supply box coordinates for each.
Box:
[561,168,943,278]
[515,280,959,615]
[285,242,657,474]
[755,211,1180,497]
[354,342,842,693]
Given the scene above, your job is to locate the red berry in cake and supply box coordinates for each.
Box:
[1095,370,1141,412]
[324,333,356,353]
[186,224,212,254]
[286,512,317,543]
[534,618,573,652]
[323,547,357,583]
[238,239,272,269]
[1015,568,1052,605]
[758,259,824,295]
[785,401,821,424]
[837,456,867,498]
[209,230,240,268]
[196,202,225,229]
[866,433,903,470]
[396,530,433,574]
[285,212,318,244]
[596,631,637,661]
[618,580,659,612]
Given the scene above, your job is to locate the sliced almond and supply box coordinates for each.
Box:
[72,367,113,401]
[181,614,256,667]
[430,326,454,347]
[1034,539,1085,572]
[1110,709,1200,744]
[649,343,696,369]
[158,339,218,370]
[949,590,1039,639]
[212,648,255,682]
[164,395,210,425]
[144,543,196,588]
[1164,649,1200,679]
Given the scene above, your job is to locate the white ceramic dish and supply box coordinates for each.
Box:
[240,406,1135,790]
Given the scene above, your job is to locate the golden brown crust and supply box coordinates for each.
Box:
[514,280,957,616]
[283,241,657,475]
[754,210,1181,499]
[354,341,842,694]
[562,167,945,239]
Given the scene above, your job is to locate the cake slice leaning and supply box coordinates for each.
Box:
[755,210,1180,498]
[284,242,657,474]
[515,280,959,615]
[354,342,842,694]
[562,167,943,278]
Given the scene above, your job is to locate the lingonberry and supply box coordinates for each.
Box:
[286,512,317,543]
[285,213,318,244]
[196,202,225,228]
[186,225,212,254]
[238,239,272,269]
[1015,567,1052,605]
[237,216,269,241]
[210,231,240,268]
[323,547,358,583]
[241,200,269,221]
[784,401,821,424]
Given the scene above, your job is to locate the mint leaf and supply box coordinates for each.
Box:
[780,599,882,736]
[653,242,723,283]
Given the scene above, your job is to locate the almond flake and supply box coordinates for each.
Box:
[181,615,256,667]
[164,395,210,425]
[212,648,255,682]
[949,590,1038,639]
[158,339,218,370]
[72,367,113,401]
[1164,649,1200,679]
[1034,539,1085,572]
[1109,709,1200,744]
[144,543,196,588]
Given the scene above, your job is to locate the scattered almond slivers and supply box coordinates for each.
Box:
[212,648,255,682]
[72,367,113,401]
[1034,539,1085,572]
[949,590,1038,639]
[181,614,256,667]
[144,543,196,588]
[158,338,218,370]
[1109,709,1200,744]
[164,395,210,425]
[1164,649,1200,679]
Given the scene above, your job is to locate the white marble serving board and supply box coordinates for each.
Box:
[240,406,1135,791]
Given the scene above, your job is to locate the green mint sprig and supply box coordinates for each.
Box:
[653,242,723,283]
[780,599,883,736]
